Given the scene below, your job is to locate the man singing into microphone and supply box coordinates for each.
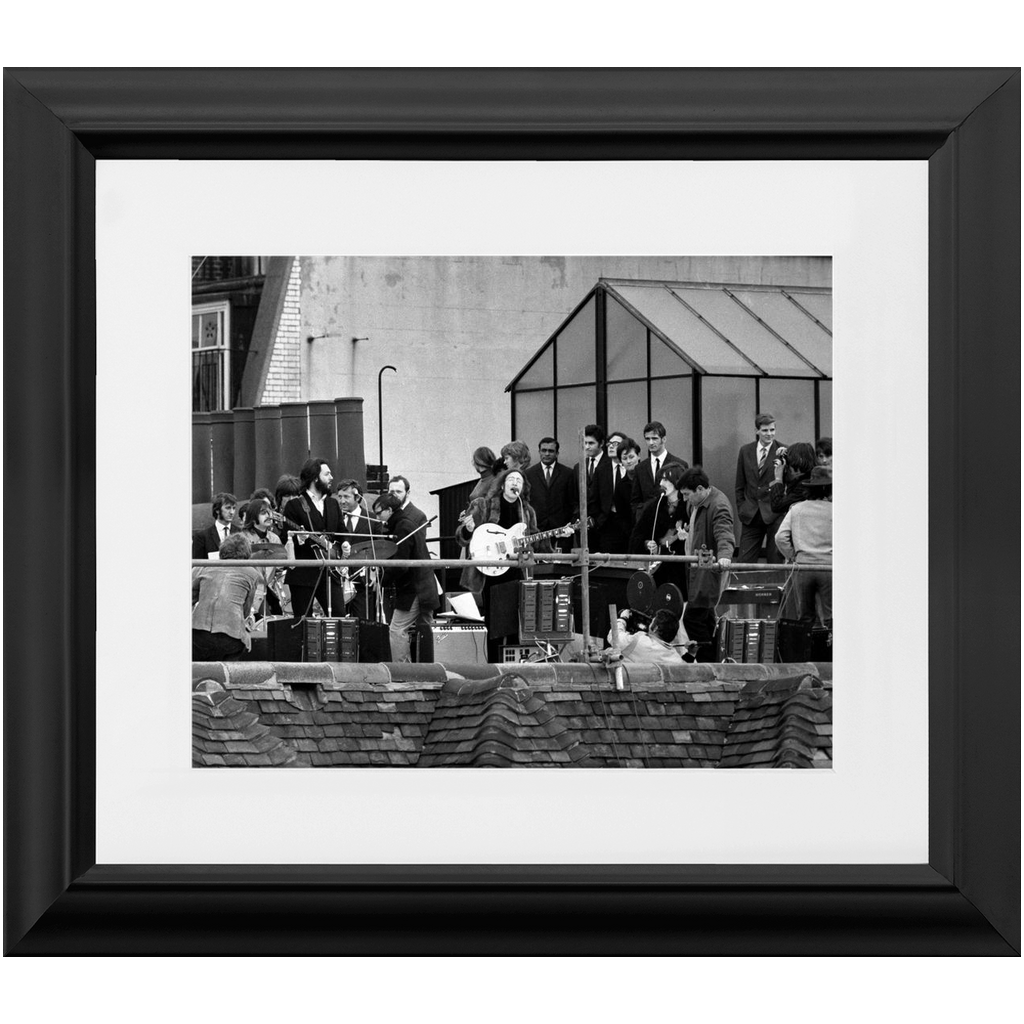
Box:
[456,468,553,660]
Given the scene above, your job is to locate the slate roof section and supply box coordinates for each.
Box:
[192,661,832,768]
[418,672,592,767]
[193,678,310,768]
[193,661,445,767]
[719,672,833,768]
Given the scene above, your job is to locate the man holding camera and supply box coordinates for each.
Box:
[735,413,786,564]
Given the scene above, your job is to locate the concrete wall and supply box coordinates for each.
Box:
[297,256,831,542]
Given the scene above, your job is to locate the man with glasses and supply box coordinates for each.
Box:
[629,421,688,523]
[604,435,642,552]
[525,437,577,553]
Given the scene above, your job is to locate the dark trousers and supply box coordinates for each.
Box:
[193,630,246,661]
[347,586,370,622]
[737,511,782,564]
[289,576,347,621]
[682,607,718,663]
[781,569,833,626]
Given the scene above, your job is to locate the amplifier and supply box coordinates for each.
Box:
[519,579,574,641]
[720,586,785,605]
[302,617,359,662]
[357,619,392,662]
[776,620,833,663]
[501,645,535,663]
[245,616,303,662]
[715,618,778,663]
[425,624,488,665]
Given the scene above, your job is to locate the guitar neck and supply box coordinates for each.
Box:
[523,526,565,545]
[516,518,587,548]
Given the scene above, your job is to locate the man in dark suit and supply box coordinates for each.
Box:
[334,478,381,620]
[375,493,438,662]
[282,458,346,620]
[388,475,428,529]
[630,421,688,522]
[524,437,576,552]
[573,424,616,552]
[604,435,641,553]
[192,491,238,559]
[734,412,786,563]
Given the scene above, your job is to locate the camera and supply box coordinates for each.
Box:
[775,446,788,462]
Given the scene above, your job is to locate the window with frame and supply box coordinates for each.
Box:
[192,301,231,411]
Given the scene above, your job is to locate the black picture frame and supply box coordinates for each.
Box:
[4,68,1019,955]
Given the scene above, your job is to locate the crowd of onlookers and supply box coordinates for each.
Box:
[192,413,832,666]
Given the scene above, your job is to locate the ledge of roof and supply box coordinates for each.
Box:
[194,660,829,693]
[191,661,833,769]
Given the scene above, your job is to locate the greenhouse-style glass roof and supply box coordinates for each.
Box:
[509,279,832,389]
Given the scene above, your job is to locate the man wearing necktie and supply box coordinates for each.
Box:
[573,424,614,551]
[734,412,786,564]
[192,491,239,560]
[629,421,688,523]
[524,437,577,552]
[335,478,379,620]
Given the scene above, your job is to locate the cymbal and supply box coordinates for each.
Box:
[351,539,398,559]
[250,543,289,559]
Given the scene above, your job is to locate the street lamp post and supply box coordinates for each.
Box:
[377,364,397,477]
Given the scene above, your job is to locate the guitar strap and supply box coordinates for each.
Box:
[299,495,330,552]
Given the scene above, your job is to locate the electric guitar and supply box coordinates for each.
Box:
[469,518,589,576]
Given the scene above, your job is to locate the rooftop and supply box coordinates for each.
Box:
[193,661,832,769]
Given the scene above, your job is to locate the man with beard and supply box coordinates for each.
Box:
[457,468,558,661]
[334,478,379,620]
[281,458,346,621]
[192,491,239,559]
[388,475,428,530]
[524,437,576,554]
[373,492,438,662]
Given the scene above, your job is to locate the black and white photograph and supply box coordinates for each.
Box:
[191,254,834,768]
[6,61,1017,967]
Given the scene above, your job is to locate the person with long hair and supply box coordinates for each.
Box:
[499,439,531,473]
[281,458,346,621]
[457,468,556,660]
[240,497,282,546]
[469,446,499,500]
[239,497,287,615]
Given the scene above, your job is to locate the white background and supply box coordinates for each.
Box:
[4,26,1018,1024]
[95,159,929,865]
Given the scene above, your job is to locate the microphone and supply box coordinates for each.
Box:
[649,490,665,551]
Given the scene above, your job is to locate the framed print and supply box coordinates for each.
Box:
[4,68,1019,954]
